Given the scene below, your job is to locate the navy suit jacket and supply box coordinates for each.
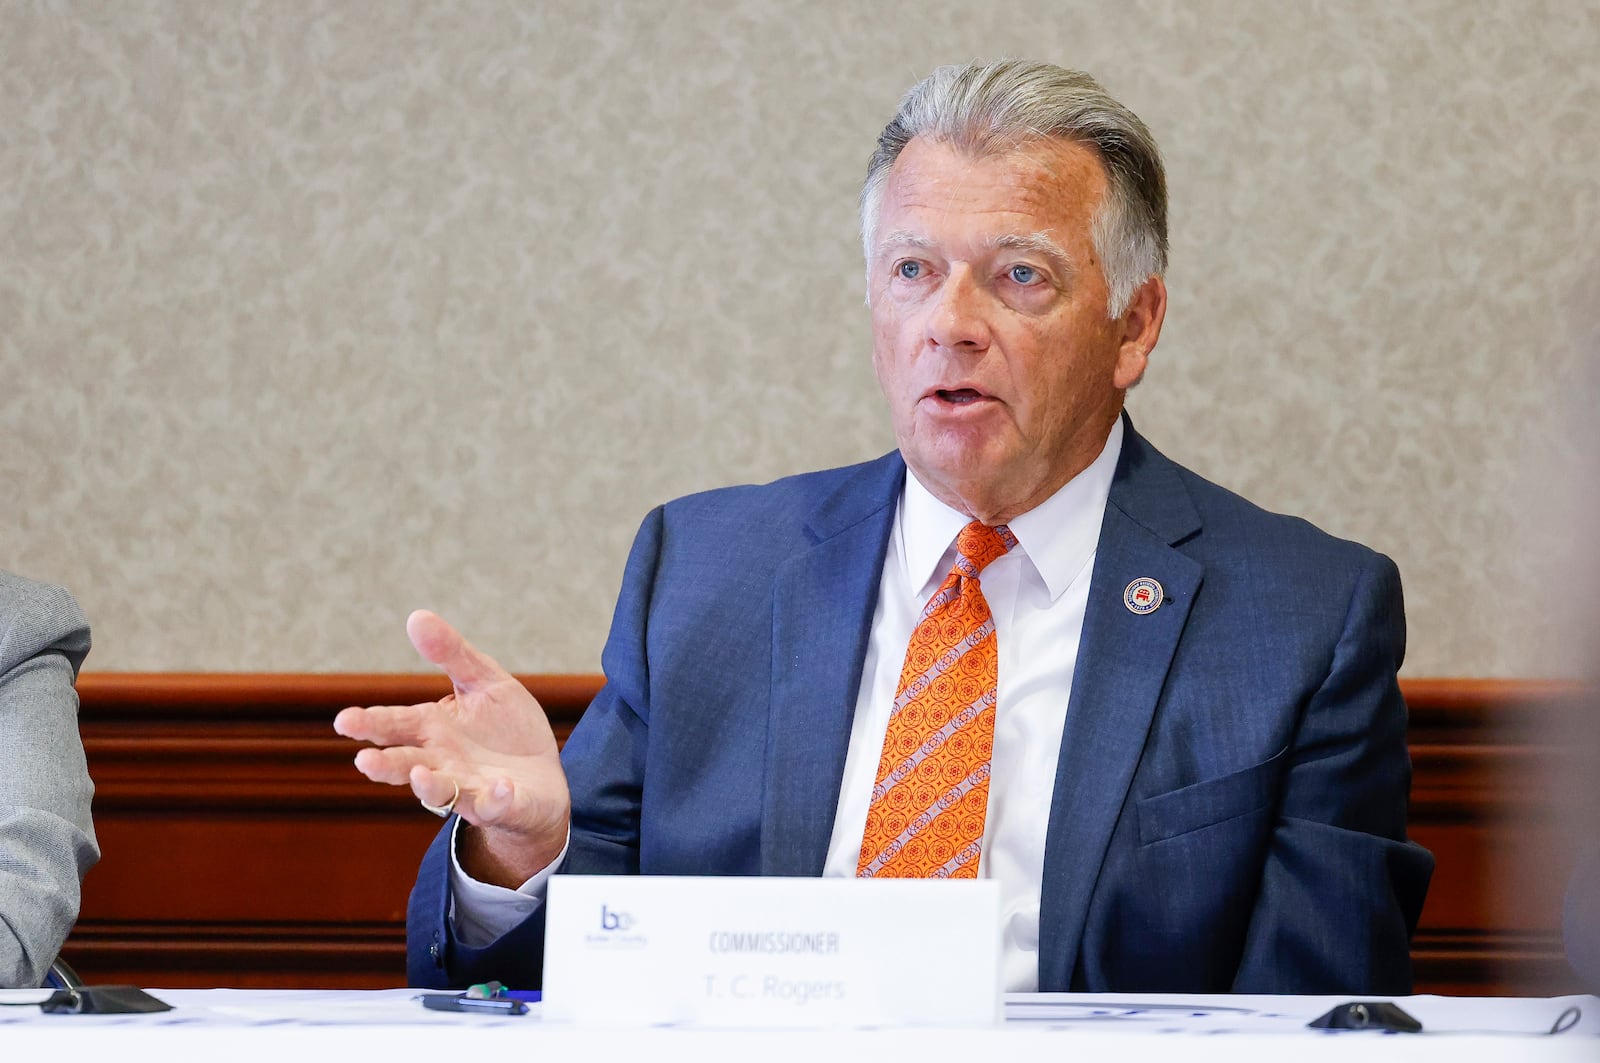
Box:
[408,421,1433,992]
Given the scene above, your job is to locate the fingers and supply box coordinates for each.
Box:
[352,743,426,786]
[333,702,428,746]
[408,763,512,819]
[350,742,471,806]
[409,764,460,811]
[406,609,508,692]
[338,611,557,841]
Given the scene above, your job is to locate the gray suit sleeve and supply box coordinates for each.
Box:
[0,572,99,988]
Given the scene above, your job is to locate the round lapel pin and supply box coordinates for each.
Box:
[1123,577,1164,614]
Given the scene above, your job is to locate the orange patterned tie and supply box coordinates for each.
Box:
[857,520,1016,878]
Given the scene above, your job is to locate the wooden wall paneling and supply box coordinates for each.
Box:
[1404,679,1591,996]
[70,674,591,988]
[62,674,1594,994]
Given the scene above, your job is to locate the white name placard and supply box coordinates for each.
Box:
[543,875,1001,1028]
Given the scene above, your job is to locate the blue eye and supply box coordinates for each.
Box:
[896,261,922,280]
[1008,265,1038,284]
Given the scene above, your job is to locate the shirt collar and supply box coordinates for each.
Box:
[901,416,1124,603]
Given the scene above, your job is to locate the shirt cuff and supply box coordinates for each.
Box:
[446,817,571,949]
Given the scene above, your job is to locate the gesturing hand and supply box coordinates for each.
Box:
[334,610,571,887]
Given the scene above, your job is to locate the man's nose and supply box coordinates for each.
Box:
[925,268,991,351]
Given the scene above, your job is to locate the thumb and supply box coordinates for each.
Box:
[406,609,505,692]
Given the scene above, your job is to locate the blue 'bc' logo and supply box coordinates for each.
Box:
[600,904,634,932]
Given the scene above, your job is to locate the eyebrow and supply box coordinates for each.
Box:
[876,230,935,254]
[988,232,1075,275]
[874,229,1076,276]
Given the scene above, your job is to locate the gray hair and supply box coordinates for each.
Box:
[861,59,1168,318]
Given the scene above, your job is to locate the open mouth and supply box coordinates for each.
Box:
[933,388,990,405]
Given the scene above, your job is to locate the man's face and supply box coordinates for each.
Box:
[868,135,1161,523]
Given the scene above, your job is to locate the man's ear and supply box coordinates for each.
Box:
[1113,275,1167,390]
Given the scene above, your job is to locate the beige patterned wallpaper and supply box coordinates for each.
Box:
[3,0,1597,676]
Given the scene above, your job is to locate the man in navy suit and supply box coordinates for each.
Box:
[338,59,1432,994]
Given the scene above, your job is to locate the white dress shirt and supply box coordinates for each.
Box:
[452,420,1125,992]
[821,417,1120,990]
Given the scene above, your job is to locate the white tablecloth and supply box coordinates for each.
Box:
[1,989,1594,1062]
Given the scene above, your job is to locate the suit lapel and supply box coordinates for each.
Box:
[760,454,904,876]
[1036,422,1204,990]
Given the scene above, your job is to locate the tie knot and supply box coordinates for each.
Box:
[955,521,1016,576]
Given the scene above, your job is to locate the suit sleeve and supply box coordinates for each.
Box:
[0,580,98,989]
[1232,553,1434,994]
[406,509,663,989]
